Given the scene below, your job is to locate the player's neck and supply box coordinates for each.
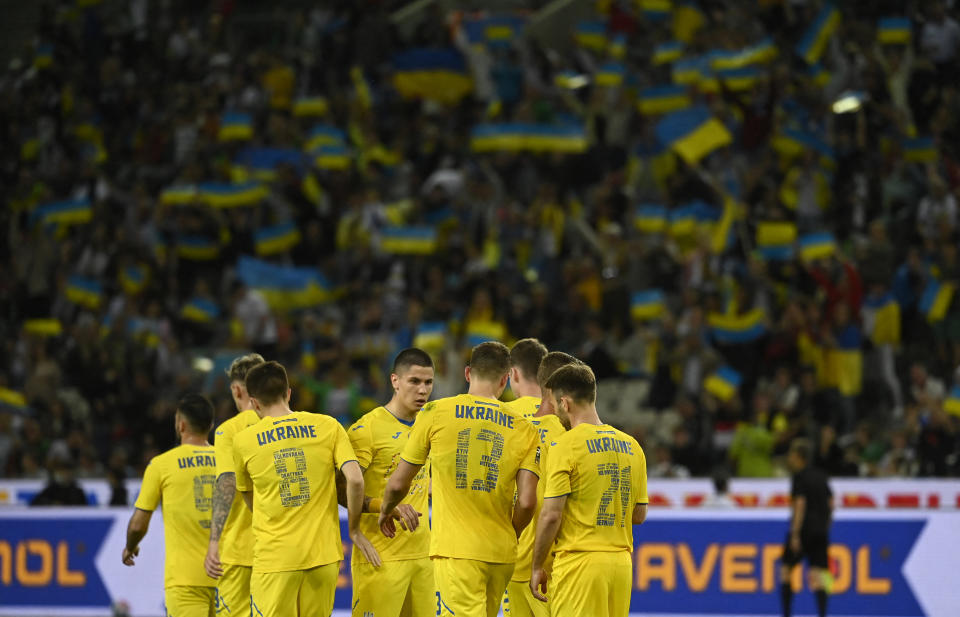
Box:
[513,383,541,400]
[384,397,417,423]
[568,404,602,428]
[258,403,293,418]
[467,381,502,400]
[180,433,210,447]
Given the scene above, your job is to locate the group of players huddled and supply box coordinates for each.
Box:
[121,339,649,617]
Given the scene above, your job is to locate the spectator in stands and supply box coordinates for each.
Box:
[703,468,736,508]
[30,455,87,506]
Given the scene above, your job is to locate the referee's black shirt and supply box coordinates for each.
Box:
[791,466,832,536]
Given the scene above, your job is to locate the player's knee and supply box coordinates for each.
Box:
[807,567,823,590]
[779,565,793,583]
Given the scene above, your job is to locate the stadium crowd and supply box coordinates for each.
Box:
[2,0,960,494]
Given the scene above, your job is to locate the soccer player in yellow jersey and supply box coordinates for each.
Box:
[122,394,218,617]
[504,338,548,419]
[503,350,580,617]
[380,342,540,617]
[204,353,264,616]
[233,361,380,617]
[349,348,435,617]
[531,364,648,617]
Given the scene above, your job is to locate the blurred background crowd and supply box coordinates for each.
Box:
[3,0,960,499]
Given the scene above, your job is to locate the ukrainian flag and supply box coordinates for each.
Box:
[237,256,332,311]
[608,34,627,59]
[640,0,672,21]
[631,290,666,320]
[218,111,254,141]
[414,322,447,350]
[637,85,691,115]
[903,137,937,162]
[709,308,766,344]
[181,298,220,324]
[655,106,732,165]
[756,221,797,260]
[672,56,706,85]
[31,197,92,226]
[312,145,351,170]
[176,235,220,261]
[595,62,625,87]
[672,1,705,43]
[466,320,507,347]
[392,48,472,105]
[704,366,742,401]
[716,66,762,91]
[878,17,911,45]
[575,21,608,51]
[710,38,778,70]
[653,41,684,65]
[23,319,63,337]
[945,386,960,417]
[0,387,29,415]
[798,232,836,263]
[668,203,699,238]
[121,265,148,295]
[710,196,738,254]
[235,147,307,182]
[825,325,863,396]
[470,124,587,154]
[351,66,373,109]
[380,226,438,255]
[772,128,835,167]
[808,63,831,87]
[292,96,329,117]
[160,185,198,205]
[919,279,955,322]
[484,15,525,48]
[305,125,346,151]
[34,44,53,69]
[864,292,900,346]
[199,181,269,208]
[795,4,840,65]
[634,205,668,233]
[255,222,301,256]
[66,276,103,310]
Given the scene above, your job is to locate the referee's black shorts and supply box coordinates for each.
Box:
[782,532,829,569]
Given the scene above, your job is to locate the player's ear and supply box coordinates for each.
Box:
[500,372,509,389]
[286,388,292,404]
[390,372,400,391]
[464,366,472,383]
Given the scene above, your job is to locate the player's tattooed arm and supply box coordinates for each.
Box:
[209,472,236,542]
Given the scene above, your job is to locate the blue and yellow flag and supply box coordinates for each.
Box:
[634,205,668,233]
[672,1,705,43]
[878,17,911,45]
[798,232,836,263]
[312,145,351,170]
[218,111,253,141]
[160,185,198,205]
[34,44,53,69]
[772,128,835,166]
[176,235,220,261]
[640,0,672,21]
[121,264,149,295]
[237,256,332,311]
[31,197,92,226]
[470,123,587,154]
[716,66,763,91]
[595,62,625,86]
[292,96,329,117]
[392,48,472,105]
[944,386,960,417]
[653,41,685,65]
[23,319,63,337]
[704,366,742,401]
[234,147,307,182]
[808,63,831,87]
[466,320,507,347]
[484,15,526,48]
[637,85,691,115]
[255,221,301,256]
[181,298,220,324]
[863,292,900,346]
[414,321,447,350]
[631,290,666,320]
[199,181,268,208]
[796,4,840,65]
[575,20,608,51]
[0,387,30,415]
[655,106,732,164]
[380,226,438,255]
[710,38,778,70]
[825,325,863,396]
[304,125,347,151]
[608,34,627,59]
[919,279,954,322]
[66,276,102,310]
[902,137,937,163]
[756,221,797,261]
[672,56,707,85]
[709,308,766,344]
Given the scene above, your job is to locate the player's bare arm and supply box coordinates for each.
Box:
[530,494,565,602]
[335,465,415,523]
[343,460,383,567]
[633,503,648,525]
[512,469,539,537]
[121,508,152,566]
[203,471,236,579]
[379,459,421,537]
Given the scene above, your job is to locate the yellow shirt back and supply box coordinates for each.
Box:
[349,406,430,562]
[543,424,647,554]
[214,408,260,566]
[513,413,566,581]
[504,396,541,419]
[400,393,539,563]
[234,412,357,572]
[134,444,217,588]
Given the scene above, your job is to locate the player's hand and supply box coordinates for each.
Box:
[531,568,549,602]
[351,530,382,567]
[378,507,398,538]
[204,541,223,579]
[393,504,422,533]
[790,533,801,553]
[121,546,139,566]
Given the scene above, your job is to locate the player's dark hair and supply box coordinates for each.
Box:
[226,353,265,383]
[177,393,214,434]
[246,361,289,405]
[393,348,434,375]
[545,363,597,404]
[510,338,548,381]
[537,351,582,389]
[469,341,511,381]
[790,438,813,463]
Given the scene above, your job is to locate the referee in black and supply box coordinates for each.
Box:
[781,438,833,617]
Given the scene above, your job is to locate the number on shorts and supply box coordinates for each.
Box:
[273,447,310,507]
[596,464,632,527]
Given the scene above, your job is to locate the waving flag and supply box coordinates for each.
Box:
[672,1,705,43]
[799,232,837,262]
[756,222,797,260]
[255,222,301,256]
[234,148,308,181]
[0,387,30,415]
[34,44,53,69]
[716,66,762,91]
[631,290,666,320]
[575,21,608,50]
[380,227,438,255]
[176,235,220,261]
[312,145,351,170]
[640,0,672,21]
[637,85,691,115]
[181,298,220,324]
[796,4,840,65]
[902,137,936,162]
[635,205,669,233]
[595,62,625,86]
[919,279,955,323]
[672,56,707,85]
[655,106,732,164]
[878,17,911,44]
[653,41,685,65]
[66,276,103,310]
[160,185,198,205]
[414,322,447,350]
[304,125,347,151]
[709,309,766,344]
[466,321,507,347]
[23,319,63,337]
[945,386,960,417]
[198,181,269,208]
[608,34,627,59]
[120,265,149,295]
[470,123,587,153]
[31,198,92,226]
[218,111,253,141]
[392,48,472,105]
[237,256,332,311]
[704,366,742,401]
[864,292,900,346]
[292,96,329,117]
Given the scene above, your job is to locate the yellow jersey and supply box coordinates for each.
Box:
[400,393,540,563]
[543,424,647,554]
[348,406,430,561]
[134,444,217,588]
[214,408,260,566]
[504,395,540,419]
[513,413,566,581]
[234,412,357,572]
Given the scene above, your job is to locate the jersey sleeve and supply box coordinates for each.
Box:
[332,422,358,470]
[400,402,435,466]
[133,458,162,511]
[518,421,540,476]
[234,439,252,493]
[214,420,237,477]
[543,439,573,499]
[347,419,374,470]
[634,442,649,505]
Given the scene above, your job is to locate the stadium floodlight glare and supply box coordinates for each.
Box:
[832,90,867,114]
[192,357,214,372]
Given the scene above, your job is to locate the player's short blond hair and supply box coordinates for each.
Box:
[226,353,265,383]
